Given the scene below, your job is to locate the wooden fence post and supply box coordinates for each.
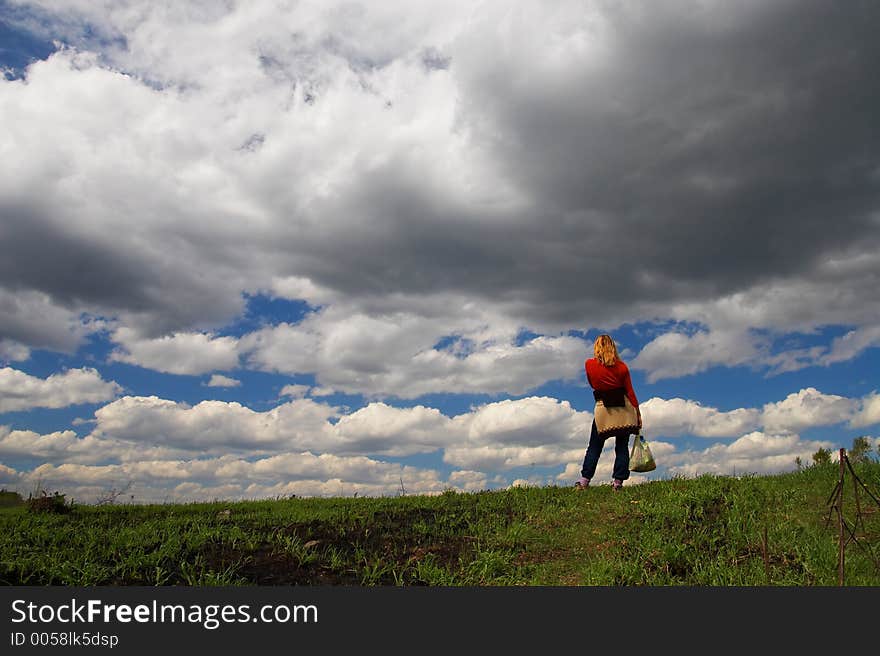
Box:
[838,448,846,586]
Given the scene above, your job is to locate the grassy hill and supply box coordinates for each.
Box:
[2,463,879,586]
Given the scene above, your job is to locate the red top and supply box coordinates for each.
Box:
[585,358,639,410]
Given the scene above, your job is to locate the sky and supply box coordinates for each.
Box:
[1,0,878,503]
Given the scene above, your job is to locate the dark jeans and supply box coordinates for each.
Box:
[581,420,631,481]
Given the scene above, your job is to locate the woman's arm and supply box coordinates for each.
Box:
[621,363,641,427]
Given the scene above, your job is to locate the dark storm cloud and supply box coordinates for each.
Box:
[0,203,149,309]
[452,1,880,320]
[281,0,880,327]
[3,0,879,354]
[0,202,244,338]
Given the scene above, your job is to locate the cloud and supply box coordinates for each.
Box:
[0,338,30,362]
[441,397,590,470]
[821,326,880,366]
[0,0,877,385]
[333,402,453,456]
[765,346,829,377]
[0,424,194,467]
[666,432,834,477]
[0,427,85,460]
[204,374,240,388]
[85,393,588,461]
[61,386,873,468]
[0,46,250,338]
[0,366,122,413]
[449,0,880,329]
[239,308,588,398]
[2,384,874,499]
[851,393,880,429]
[309,386,335,397]
[444,445,583,472]
[279,384,310,399]
[453,396,588,446]
[1,391,595,479]
[446,469,490,492]
[761,388,858,434]
[0,462,21,486]
[631,328,760,382]
[632,278,880,382]
[0,289,98,354]
[269,276,338,308]
[641,388,877,438]
[91,395,339,454]
[110,328,240,375]
[12,451,458,502]
[763,325,880,375]
[640,397,761,438]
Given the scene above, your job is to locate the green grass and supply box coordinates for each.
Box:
[2,463,879,586]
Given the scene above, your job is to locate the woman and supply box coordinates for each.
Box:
[575,334,642,491]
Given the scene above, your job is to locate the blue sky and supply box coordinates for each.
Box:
[1,1,878,502]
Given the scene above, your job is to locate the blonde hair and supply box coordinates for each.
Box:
[594,334,619,366]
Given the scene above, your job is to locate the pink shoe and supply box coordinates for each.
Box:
[612,479,623,491]
[574,477,590,490]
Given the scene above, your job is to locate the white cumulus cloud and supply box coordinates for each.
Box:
[851,392,880,429]
[204,374,241,388]
[761,388,857,434]
[239,307,588,398]
[641,397,761,438]
[92,395,338,454]
[279,384,311,399]
[0,367,122,413]
[666,432,834,478]
[110,328,241,375]
[632,327,759,383]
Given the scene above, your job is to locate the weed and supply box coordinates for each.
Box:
[27,491,73,515]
